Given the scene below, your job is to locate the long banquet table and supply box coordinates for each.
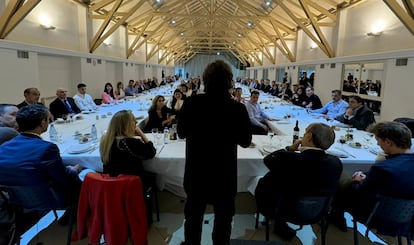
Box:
[43,85,382,197]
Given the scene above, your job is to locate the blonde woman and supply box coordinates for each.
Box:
[100,110,156,190]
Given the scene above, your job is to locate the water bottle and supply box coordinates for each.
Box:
[49,123,58,142]
[91,124,98,141]
[163,127,169,144]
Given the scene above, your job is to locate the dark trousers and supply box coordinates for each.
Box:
[183,194,234,245]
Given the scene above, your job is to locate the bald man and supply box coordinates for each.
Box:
[49,88,80,119]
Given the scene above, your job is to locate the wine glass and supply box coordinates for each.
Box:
[267,131,274,146]
[339,136,347,150]
[151,128,158,142]
[363,133,374,149]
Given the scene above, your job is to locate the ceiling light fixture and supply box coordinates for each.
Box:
[367,21,384,37]
[40,24,56,30]
[367,31,382,37]
[39,14,55,30]
[103,40,111,46]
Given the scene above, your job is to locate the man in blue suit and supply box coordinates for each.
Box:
[0,105,81,208]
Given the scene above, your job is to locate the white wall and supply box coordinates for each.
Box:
[7,0,84,52]
[0,48,39,104]
[339,0,414,56]
[38,55,74,99]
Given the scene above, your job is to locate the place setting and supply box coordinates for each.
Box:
[67,142,97,154]
[258,132,285,156]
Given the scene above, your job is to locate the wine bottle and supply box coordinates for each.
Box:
[293,120,299,144]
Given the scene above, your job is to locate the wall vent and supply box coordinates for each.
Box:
[86,58,91,63]
[17,50,29,59]
[396,58,408,66]
[320,64,325,69]
[330,63,336,68]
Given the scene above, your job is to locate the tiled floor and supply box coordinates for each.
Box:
[21,191,405,245]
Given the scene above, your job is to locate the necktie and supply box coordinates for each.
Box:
[64,99,73,113]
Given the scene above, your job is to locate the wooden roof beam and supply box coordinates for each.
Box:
[383,0,414,36]
[299,0,335,57]
[0,0,41,39]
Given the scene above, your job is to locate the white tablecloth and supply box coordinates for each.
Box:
[43,86,381,197]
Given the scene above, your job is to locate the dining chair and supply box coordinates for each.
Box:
[352,194,414,245]
[72,173,148,245]
[393,117,414,136]
[0,183,74,245]
[255,193,334,245]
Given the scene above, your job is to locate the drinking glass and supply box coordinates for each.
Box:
[339,136,347,150]
[363,133,374,148]
[155,131,163,145]
[151,128,158,142]
[267,131,274,146]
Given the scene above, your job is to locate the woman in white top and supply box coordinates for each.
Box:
[116,81,126,99]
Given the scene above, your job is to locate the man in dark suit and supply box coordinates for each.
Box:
[49,88,81,119]
[0,105,81,208]
[177,60,252,245]
[335,95,375,131]
[255,123,343,240]
[0,104,19,144]
[16,87,43,109]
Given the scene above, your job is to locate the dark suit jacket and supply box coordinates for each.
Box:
[49,97,81,119]
[177,93,252,199]
[0,133,78,206]
[255,149,343,217]
[0,127,18,145]
[16,101,44,109]
[345,153,414,235]
[335,105,375,130]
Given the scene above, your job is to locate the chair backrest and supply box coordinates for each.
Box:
[393,117,414,137]
[41,96,57,108]
[138,117,149,131]
[0,183,62,211]
[72,173,148,245]
[366,194,414,237]
[281,194,333,226]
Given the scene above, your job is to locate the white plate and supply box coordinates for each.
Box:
[81,110,95,114]
[348,142,362,149]
[55,118,65,123]
[68,143,95,154]
[276,120,290,124]
[326,149,349,158]
[369,145,383,155]
[261,144,278,154]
